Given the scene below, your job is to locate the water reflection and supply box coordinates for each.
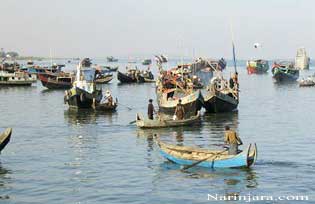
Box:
[203,111,239,133]
[0,164,11,201]
[64,109,118,125]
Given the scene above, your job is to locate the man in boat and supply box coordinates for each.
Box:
[147,99,155,120]
[104,90,113,106]
[224,126,243,155]
[174,99,185,120]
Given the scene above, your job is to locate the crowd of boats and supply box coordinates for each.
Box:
[0,46,313,169]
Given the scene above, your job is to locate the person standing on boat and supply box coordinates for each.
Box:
[224,126,243,155]
[147,99,155,120]
[174,99,185,120]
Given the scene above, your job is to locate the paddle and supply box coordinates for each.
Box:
[129,120,136,125]
[118,102,132,110]
[181,149,228,170]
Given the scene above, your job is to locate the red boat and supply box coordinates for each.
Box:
[38,72,74,89]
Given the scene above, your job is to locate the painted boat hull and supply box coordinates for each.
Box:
[136,112,200,128]
[38,73,72,89]
[157,91,203,118]
[0,128,12,152]
[95,75,113,84]
[65,87,102,109]
[272,68,299,82]
[203,91,238,113]
[117,71,145,83]
[157,141,257,168]
[246,60,269,74]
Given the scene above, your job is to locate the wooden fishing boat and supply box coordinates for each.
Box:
[157,88,203,118]
[95,74,113,84]
[142,70,154,82]
[142,59,152,65]
[156,139,257,168]
[203,75,239,113]
[38,72,73,89]
[0,70,37,86]
[117,71,145,83]
[107,56,118,62]
[0,128,12,152]
[136,111,200,129]
[246,59,269,74]
[64,58,102,109]
[103,66,118,72]
[95,99,118,112]
[299,76,315,87]
[272,62,299,82]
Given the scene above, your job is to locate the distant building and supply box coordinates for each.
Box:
[295,47,310,70]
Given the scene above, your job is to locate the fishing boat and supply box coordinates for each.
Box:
[142,59,152,65]
[95,98,118,112]
[103,66,118,72]
[142,70,154,82]
[136,111,200,129]
[117,70,145,83]
[107,56,118,62]
[272,62,299,82]
[0,128,12,152]
[295,47,310,70]
[0,70,37,86]
[64,58,102,109]
[156,87,203,117]
[203,74,239,113]
[246,59,269,74]
[156,139,257,168]
[299,76,315,87]
[95,73,113,84]
[38,72,74,89]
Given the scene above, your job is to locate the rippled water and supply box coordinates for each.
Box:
[0,59,315,203]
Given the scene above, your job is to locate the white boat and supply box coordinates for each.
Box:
[295,48,310,70]
[0,70,37,86]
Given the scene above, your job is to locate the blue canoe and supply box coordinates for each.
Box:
[157,140,257,168]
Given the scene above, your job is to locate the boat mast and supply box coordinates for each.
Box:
[230,23,237,73]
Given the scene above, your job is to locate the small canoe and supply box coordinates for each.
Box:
[299,77,315,87]
[136,112,200,129]
[96,74,113,84]
[0,128,12,152]
[156,139,257,168]
[95,101,118,112]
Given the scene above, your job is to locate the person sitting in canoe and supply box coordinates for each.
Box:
[174,99,185,120]
[224,125,243,155]
[147,99,156,120]
[103,90,113,106]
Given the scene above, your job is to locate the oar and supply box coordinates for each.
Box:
[129,120,136,124]
[181,149,228,171]
[118,102,132,110]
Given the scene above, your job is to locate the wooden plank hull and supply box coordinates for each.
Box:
[157,140,257,168]
[65,87,102,109]
[117,71,145,83]
[95,103,117,112]
[203,91,238,113]
[136,112,200,128]
[38,74,72,89]
[272,68,299,82]
[95,75,113,84]
[157,90,203,118]
[0,128,12,152]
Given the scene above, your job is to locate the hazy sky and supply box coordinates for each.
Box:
[0,0,314,59]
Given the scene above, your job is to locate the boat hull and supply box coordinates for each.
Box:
[157,91,203,118]
[65,87,102,109]
[117,71,144,83]
[272,69,299,82]
[246,60,269,74]
[95,75,113,84]
[38,74,72,89]
[203,91,238,113]
[136,112,200,129]
[157,141,257,168]
[0,128,12,152]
